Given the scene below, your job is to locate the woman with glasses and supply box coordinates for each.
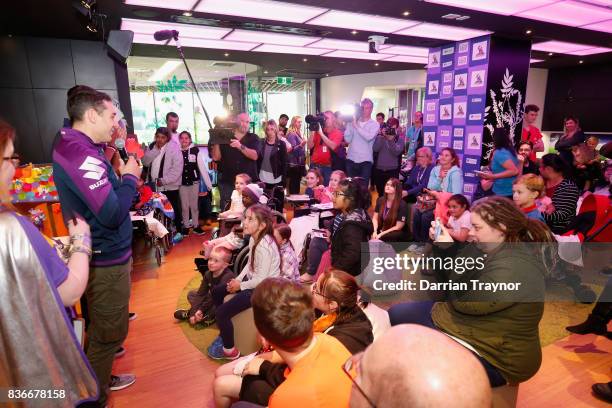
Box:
[402,147,434,203]
[214,269,373,407]
[0,120,98,404]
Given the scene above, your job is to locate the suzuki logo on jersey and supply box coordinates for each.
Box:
[79,156,106,181]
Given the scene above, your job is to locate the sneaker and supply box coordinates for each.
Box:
[193,227,205,235]
[173,233,183,244]
[129,312,138,321]
[174,309,189,320]
[115,346,126,358]
[109,374,136,391]
[208,343,240,360]
[593,382,612,403]
[206,336,223,354]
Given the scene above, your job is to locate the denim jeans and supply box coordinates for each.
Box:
[213,287,254,349]
[346,160,373,186]
[388,301,507,387]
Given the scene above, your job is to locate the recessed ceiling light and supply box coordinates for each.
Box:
[351,30,358,35]
[339,61,346,64]
[548,52,554,56]
[374,62,379,66]
[303,58,308,61]
[182,11,192,17]
[264,70,269,74]
[403,11,410,16]
[224,52,230,57]
[525,29,532,34]
[325,73,329,76]
[579,60,584,63]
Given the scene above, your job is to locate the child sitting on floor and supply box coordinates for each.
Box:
[274,224,300,281]
[513,174,545,222]
[174,246,235,326]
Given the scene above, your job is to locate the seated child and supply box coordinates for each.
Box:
[304,168,324,199]
[314,170,346,204]
[174,246,235,326]
[274,224,300,281]
[513,174,545,222]
[221,173,251,218]
[132,177,153,211]
[445,194,471,242]
[201,183,265,259]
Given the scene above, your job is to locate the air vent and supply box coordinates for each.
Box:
[210,62,235,67]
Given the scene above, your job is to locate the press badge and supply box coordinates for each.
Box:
[322,146,327,153]
[188,154,196,162]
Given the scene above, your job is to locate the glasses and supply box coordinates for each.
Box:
[342,353,376,408]
[332,191,347,198]
[2,155,20,167]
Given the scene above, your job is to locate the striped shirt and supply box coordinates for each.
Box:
[543,179,579,234]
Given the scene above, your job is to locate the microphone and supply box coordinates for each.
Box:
[114,138,130,163]
[154,30,179,41]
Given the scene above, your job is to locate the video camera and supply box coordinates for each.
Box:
[381,123,396,137]
[305,114,326,132]
[208,115,239,144]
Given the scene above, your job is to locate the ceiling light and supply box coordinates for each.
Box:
[264,70,269,74]
[253,44,329,55]
[224,52,230,57]
[381,55,428,64]
[325,73,329,76]
[148,60,182,82]
[374,62,379,66]
[548,52,554,56]
[568,47,612,55]
[533,40,601,53]
[303,58,308,62]
[394,22,490,41]
[195,0,329,24]
[176,37,259,50]
[579,60,584,63]
[306,10,419,33]
[581,19,612,34]
[529,59,544,63]
[525,29,532,34]
[308,38,387,53]
[516,1,612,27]
[121,18,231,39]
[379,45,428,57]
[125,0,195,9]
[323,50,390,60]
[351,30,358,35]
[182,11,193,17]
[402,11,410,16]
[339,61,346,64]
[423,0,557,16]
[225,29,320,46]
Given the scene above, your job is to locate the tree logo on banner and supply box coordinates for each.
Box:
[156,75,188,92]
[483,68,524,161]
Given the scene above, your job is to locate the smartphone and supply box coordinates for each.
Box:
[434,218,442,241]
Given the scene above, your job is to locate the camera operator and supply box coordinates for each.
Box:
[307,111,344,185]
[210,112,259,210]
[344,98,379,185]
[373,117,405,197]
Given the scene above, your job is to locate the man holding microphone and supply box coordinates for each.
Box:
[53,85,141,407]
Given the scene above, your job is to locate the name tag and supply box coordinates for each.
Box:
[188,154,196,162]
[322,146,328,153]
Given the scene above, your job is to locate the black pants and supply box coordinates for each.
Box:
[164,189,183,232]
[286,165,304,195]
[374,167,400,197]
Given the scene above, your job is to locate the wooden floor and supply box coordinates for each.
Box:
[110,232,612,408]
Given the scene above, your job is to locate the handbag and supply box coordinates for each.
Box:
[415,194,437,212]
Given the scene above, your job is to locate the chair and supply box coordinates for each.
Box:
[491,384,519,408]
[223,293,260,355]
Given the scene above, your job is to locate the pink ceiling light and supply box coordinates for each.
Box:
[394,23,490,41]
[194,0,328,24]
[225,29,320,47]
[307,38,386,53]
[305,10,419,33]
[130,32,259,51]
[516,1,612,27]
[568,47,612,55]
[252,44,330,55]
[322,50,391,60]
[379,45,429,57]
[381,55,428,64]
[529,59,544,63]
[424,0,558,16]
[532,40,597,53]
[121,18,231,39]
[582,20,612,33]
[125,0,196,9]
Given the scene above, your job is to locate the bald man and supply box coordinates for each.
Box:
[349,324,491,408]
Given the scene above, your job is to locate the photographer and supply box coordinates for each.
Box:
[307,111,344,185]
[211,112,259,210]
[372,117,405,197]
[343,98,379,185]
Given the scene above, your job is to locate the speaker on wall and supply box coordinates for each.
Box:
[106,30,134,63]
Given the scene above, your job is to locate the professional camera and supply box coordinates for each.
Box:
[381,123,396,137]
[208,115,239,144]
[305,114,326,132]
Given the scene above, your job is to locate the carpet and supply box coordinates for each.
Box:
[177,273,597,357]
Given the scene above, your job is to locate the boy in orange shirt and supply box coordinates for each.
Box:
[238,277,352,408]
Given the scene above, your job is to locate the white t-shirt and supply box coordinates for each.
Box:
[448,210,471,233]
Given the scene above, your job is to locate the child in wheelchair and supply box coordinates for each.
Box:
[174,246,236,326]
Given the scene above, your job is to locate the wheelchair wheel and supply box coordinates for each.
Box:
[233,245,250,275]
